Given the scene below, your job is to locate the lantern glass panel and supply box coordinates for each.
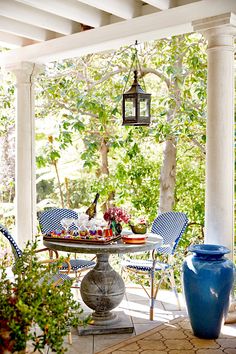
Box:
[139,98,149,117]
[125,97,136,117]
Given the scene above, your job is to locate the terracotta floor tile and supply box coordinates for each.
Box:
[190,338,220,349]
[196,350,225,354]
[224,349,236,354]
[160,328,187,339]
[115,342,140,351]
[139,351,167,354]
[216,338,236,348]
[168,351,196,354]
[111,351,140,354]
[164,339,193,350]
[137,339,166,350]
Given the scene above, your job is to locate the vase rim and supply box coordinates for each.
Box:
[188,244,230,256]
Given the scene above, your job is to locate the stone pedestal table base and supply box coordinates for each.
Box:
[79,254,134,335]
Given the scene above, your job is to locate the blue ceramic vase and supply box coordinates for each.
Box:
[183,244,235,339]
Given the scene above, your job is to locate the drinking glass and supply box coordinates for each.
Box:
[60,218,74,234]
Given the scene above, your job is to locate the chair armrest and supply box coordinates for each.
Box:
[40,258,71,274]
[35,247,59,258]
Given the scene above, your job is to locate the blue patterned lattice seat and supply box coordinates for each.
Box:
[0,224,71,283]
[121,211,188,320]
[38,208,95,273]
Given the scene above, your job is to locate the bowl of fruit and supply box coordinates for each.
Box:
[129,218,148,234]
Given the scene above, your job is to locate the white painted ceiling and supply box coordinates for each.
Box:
[0,0,199,48]
[0,0,235,65]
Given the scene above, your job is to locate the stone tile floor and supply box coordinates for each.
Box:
[62,285,187,354]
[60,284,236,354]
[96,317,236,354]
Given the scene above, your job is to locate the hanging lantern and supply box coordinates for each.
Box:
[122,40,151,126]
[122,70,151,126]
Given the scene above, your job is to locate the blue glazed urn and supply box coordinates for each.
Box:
[183,244,235,339]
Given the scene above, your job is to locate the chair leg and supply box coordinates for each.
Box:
[169,268,181,310]
[68,331,72,345]
[73,270,81,287]
[150,269,155,320]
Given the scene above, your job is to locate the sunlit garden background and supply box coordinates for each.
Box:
[0,33,209,286]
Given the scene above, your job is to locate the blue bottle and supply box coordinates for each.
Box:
[183,244,235,339]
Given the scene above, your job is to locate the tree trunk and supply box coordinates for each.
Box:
[158,36,184,214]
[64,177,71,208]
[99,138,116,212]
[52,161,64,208]
[159,138,177,213]
[100,138,109,175]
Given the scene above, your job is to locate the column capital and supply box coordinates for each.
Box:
[193,13,236,48]
[7,61,44,83]
[193,12,236,33]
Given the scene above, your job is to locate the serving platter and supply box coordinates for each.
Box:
[43,234,122,245]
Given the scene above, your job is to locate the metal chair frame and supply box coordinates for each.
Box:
[38,208,96,286]
[121,211,188,320]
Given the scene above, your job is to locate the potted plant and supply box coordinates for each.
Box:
[0,239,83,353]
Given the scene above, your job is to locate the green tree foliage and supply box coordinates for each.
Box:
[0,34,208,287]
[0,34,207,255]
[35,33,207,228]
[0,69,15,206]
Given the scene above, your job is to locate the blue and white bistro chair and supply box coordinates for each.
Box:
[38,208,95,285]
[0,224,72,285]
[121,211,188,320]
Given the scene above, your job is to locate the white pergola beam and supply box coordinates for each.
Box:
[143,0,170,10]
[1,0,236,65]
[141,4,161,16]
[0,0,81,35]
[77,0,141,20]
[0,31,36,47]
[15,0,109,28]
[0,16,61,42]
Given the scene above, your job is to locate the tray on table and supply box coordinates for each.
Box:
[43,234,122,245]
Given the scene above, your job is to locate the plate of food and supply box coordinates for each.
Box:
[121,233,148,244]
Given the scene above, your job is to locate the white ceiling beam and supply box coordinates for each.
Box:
[141,4,161,15]
[143,0,171,10]
[15,0,109,27]
[0,16,61,41]
[0,31,36,47]
[174,0,201,6]
[77,0,141,20]
[0,0,81,35]
[0,0,236,65]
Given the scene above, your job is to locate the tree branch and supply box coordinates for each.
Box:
[139,68,171,88]
[190,137,206,155]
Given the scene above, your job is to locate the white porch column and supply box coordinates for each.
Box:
[193,14,236,255]
[9,62,41,249]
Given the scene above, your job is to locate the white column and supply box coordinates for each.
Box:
[9,62,42,249]
[193,14,236,256]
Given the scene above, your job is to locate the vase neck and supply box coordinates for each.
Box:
[195,254,225,261]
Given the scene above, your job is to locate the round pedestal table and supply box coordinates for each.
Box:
[44,233,162,335]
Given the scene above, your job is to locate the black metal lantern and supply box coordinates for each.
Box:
[122,70,151,126]
[122,41,151,126]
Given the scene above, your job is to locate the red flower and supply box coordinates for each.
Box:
[104,207,130,224]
